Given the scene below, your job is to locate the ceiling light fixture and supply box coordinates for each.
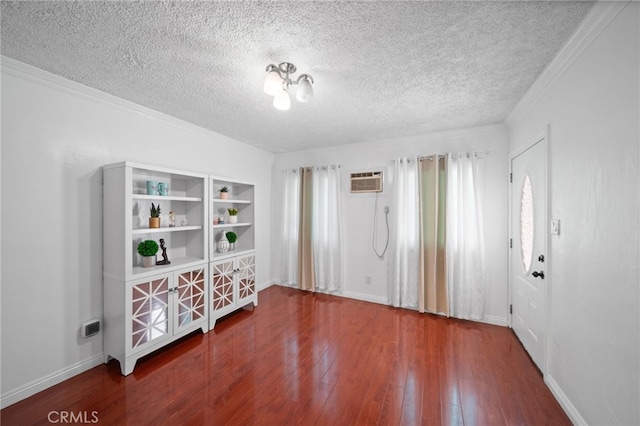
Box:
[264,62,314,111]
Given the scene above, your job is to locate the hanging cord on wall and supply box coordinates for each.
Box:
[372,192,390,260]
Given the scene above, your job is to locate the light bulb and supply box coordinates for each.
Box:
[264,70,283,96]
[273,88,290,110]
[296,77,314,103]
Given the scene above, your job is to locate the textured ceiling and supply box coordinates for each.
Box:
[1,1,594,153]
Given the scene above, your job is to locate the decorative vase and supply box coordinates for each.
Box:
[158,182,169,196]
[228,215,238,224]
[220,192,228,199]
[217,232,230,253]
[149,217,160,228]
[229,242,235,251]
[142,255,156,268]
[146,180,158,195]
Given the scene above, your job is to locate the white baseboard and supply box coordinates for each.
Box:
[480,314,508,327]
[269,283,388,306]
[341,290,388,305]
[270,284,507,324]
[0,354,104,409]
[257,279,277,292]
[545,373,587,425]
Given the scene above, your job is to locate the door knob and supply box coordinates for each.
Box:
[532,271,545,279]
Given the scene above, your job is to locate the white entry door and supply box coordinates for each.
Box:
[511,137,547,371]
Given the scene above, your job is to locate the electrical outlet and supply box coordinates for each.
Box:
[365,275,372,285]
[384,206,390,214]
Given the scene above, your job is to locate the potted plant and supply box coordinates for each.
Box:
[226,231,237,251]
[227,208,239,224]
[137,239,159,268]
[219,186,229,199]
[149,203,161,228]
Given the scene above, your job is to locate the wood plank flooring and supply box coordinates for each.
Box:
[1,285,570,425]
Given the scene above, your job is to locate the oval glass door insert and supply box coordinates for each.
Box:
[520,174,534,274]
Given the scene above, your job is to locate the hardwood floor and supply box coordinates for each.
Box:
[1,286,570,425]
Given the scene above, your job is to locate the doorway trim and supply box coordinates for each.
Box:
[508,125,550,376]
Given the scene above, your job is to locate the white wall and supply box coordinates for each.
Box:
[506,3,639,424]
[0,58,274,406]
[271,124,510,325]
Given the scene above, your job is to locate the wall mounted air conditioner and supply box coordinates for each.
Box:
[350,171,383,193]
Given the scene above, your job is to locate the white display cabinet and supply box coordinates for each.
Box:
[209,177,257,329]
[103,162,209,375]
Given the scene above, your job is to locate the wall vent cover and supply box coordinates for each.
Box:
[82,320,101,338]
[350,171,383,193]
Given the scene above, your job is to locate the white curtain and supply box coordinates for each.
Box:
[446,153,486,320]
[279,168,300,286]
[388,157,420,308]
[312,165,343,292]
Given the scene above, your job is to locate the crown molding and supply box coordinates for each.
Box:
[276,122,507,159]
[359,122,508,149]
[505,1,630,128]
[0,56,273,157]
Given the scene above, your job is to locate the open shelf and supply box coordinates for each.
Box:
[133,194,202,202]
[212,223,252,229]
[212,198,251,204]
[131,256,206,278]
[103,161,209,281]
[210,177,254,262]
[211,249,256,261]
[132,226,202,235]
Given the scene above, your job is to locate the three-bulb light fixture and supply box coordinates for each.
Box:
[263,62,314,110]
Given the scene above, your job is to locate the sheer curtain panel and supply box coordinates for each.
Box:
[279,169,300,286]
[388,157,420,309]
[446,153,486,320]
[298,167,315,291]
[312,165,344,292]
[419,155,449,316]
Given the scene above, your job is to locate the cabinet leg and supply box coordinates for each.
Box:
[122,359,136,376]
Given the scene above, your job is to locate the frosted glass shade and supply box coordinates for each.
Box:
[296,78,314,103]
[273,89,291,110]
[264,70,283,96]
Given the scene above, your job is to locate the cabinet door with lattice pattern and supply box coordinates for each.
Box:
[129,275,171,353]
[174,266,208,333]
[211,259,235,312]
[237,254,256,302]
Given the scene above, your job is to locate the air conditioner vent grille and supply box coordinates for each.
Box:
[350,171,383,193]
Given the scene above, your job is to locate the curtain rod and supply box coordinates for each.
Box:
[420,150,491,161]
[419,155,445,162]
[285,164,341,173]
